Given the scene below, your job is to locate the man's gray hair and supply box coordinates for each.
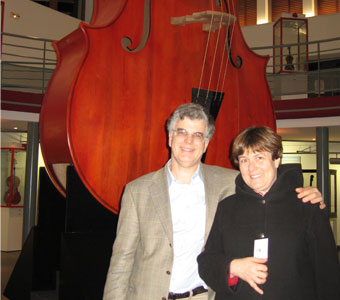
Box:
[166,103,215,141]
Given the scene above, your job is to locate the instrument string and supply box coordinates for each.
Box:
[196,0,215,101]
[219,0,237,101]
[214,0,232,104]
[197,0,238,112]
[205,3,224,102]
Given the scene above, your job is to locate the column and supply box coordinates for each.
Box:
[22,122,39,244]
[316,127,330,216]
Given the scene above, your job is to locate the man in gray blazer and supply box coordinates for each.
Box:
[103,103,322,300]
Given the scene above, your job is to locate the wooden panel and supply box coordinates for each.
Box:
[238,0,256,26]
[318,0,340,15]
[272,0,303,22]
[289,0,303,15]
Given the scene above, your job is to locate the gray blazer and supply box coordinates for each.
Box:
[103,163,238,300]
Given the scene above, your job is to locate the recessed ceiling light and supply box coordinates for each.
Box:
[13,127,18,130]
[11,12,20,19]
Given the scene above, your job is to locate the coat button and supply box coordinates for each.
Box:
[260,233,265,238]
[166,270,171,275]
[261,199,266,204]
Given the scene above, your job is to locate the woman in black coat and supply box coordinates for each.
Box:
[198,126,340,300]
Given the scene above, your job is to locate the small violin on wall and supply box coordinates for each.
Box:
[4,174,21,205]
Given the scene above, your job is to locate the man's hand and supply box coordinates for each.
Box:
[296,187,325,209]
[230,257,268,295]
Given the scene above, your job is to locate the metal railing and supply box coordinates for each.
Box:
[1,32,56,94]
[1,32,340,99]
[251,37,340,99]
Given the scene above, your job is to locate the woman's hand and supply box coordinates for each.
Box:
[230,257,268,295]
[296,187,325,209]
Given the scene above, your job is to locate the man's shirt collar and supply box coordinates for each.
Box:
[166,159,202,187]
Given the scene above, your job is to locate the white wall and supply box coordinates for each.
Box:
[308,13,340,42]
[2,0,81,39]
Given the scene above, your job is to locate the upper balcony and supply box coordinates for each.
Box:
[1,31,340,119]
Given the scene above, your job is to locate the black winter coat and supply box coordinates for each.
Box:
[198,164,340,300]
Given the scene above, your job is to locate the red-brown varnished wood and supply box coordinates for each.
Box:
[40,0,126,197]
[40,0,276,214]
[205,1,276,166]
[40,28,86,196]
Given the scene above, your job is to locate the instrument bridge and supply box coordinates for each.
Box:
[170,11,236,32]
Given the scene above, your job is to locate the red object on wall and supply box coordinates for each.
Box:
[1,90,43,113]
[40,0,276,214]
[1,147,25,208]
[274,95,340,119]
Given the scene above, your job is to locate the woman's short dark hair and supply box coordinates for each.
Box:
[231,126,283,166]
[167,103,215,141]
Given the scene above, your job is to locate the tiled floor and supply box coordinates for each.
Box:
[1,251,20,300]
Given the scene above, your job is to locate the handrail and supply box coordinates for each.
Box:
[250,36,340,99]
[252,37,340,67]
[251,36,340,50]
[1,32,57,94]
[1,32,340,100]
[2,31,55,41]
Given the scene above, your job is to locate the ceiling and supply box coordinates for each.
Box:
[277,126,340,142]
[2,119,340,142]
[1,119,28,132]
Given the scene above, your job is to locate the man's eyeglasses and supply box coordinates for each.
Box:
[174,128,205,141]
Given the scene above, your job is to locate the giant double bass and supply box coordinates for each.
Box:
[40,0,276,213]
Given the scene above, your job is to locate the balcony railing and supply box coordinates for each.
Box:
[1,32,340,100]
[251,37,340,99]
[1,32,56,94]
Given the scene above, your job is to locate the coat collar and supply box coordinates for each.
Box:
[149,166,174,245]
[201,164,218,242]
[235,163,303,200]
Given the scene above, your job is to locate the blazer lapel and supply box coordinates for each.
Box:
[150,166,174,245]
[201,164,219,242]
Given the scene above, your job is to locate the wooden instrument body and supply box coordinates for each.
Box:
[40,0,275,213]
[4,175,21,205]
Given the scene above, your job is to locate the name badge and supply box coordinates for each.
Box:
[254,238,268,259]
